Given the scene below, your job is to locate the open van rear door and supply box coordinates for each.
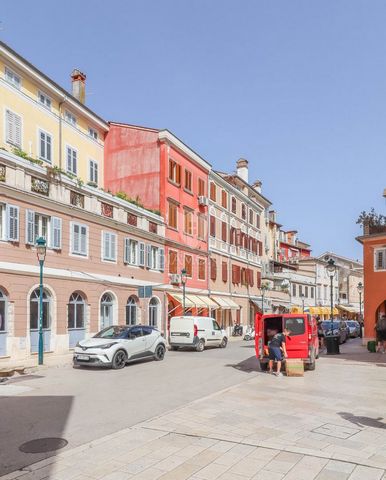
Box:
[283,315,308,359]
[254,312,263,358]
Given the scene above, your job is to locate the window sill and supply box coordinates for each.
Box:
[183,188,193,196]
[168,179,181,188]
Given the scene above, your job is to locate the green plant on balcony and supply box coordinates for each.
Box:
[12,147,43,166]
[357,208,386,234]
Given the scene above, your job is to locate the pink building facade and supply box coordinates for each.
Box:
[0,150,167,365]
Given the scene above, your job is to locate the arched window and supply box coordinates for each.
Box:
[0,289,6,332]
[30,288,51,330]
[68,293,85,329]
[100,293,114,329]
[126,296,137,326]
[149,297,159,327]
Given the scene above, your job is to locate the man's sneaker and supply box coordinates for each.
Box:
[275,372,283,377]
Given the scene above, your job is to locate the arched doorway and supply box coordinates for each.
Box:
[30,288,51,353]
[126,296,138,325]
[149,297,160,327]
[100,293,114,330]
[0,289,7,356]
[68,292,86,348]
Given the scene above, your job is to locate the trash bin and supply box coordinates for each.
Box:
[325,335,340,355]
[367,340,376,353]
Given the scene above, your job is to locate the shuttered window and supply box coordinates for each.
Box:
[71,223,87,256]
[221,190,227,208]
[210,215,216,237]
[221,221,227,242]
[198,258,206,280]
[197,214,205,240]
[5,109,22,147]
[168,202,178,229]
[89,159,98,184]
[66,146,77,175]
[222,262,228,282]
[375,249,386,271]
[39,130,52,163]
[256,271,261,288]
[51,217,62,249]
[158,248,165,271]
[210,182,216,202]
[210,258,217,281]
[169,250,177,274]
[138,242,145,266]
[231,197,237,213]
[6,204,19,241]
[232,265,240,284]
[185,255,193,277]
[124,238,138,265]
[102,232,117,261]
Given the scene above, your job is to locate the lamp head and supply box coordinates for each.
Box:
[326,258,336,276]
[357,281,363,293]
[36,237,47,263]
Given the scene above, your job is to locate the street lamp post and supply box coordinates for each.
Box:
[261,283,268,314]
[36,237,47,365]
[326,258,339,355]
[357,282,363,338]
[181,268,187,315]
[301,293,305,314]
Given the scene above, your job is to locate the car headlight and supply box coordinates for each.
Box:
[97,342,118,349]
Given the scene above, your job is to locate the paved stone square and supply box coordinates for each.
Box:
[1,340,386,480]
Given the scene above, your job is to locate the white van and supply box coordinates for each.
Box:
[169,316,228,352]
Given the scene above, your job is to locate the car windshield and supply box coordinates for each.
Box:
[321,321,340,330]
[94,326,129,339]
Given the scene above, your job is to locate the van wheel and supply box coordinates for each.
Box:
[307,351,316,371]
[196,340,205,352]
[220,337,228,348]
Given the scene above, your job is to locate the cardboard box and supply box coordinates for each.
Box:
[285,359,304,377]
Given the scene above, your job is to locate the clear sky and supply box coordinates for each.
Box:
[2,0,385,260]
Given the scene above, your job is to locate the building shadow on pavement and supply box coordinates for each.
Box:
[320,338,386,366]
[0,395,73,476]
[338,411,386,429]
[225,355,261,373]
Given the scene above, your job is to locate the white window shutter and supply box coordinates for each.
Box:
[159,248,165,271]
[146,244,151,268]
[111,234,116,261]
[124,238,129,264]
[51,217,62,249]
[72,224,79,253]
[139,243,145,266]
[80,226,87,254]
[14,114,22,147]
[6,205,19,241]
[25,210,35,245]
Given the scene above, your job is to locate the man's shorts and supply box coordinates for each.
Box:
[268,346,283,361]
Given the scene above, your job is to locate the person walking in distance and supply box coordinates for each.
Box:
[375,315,386,353]
[268,328,290,376]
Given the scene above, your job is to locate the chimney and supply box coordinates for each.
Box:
[71,69,86,103]
[252,180,262,193]
[269,210,276,223]
[236,158,248,183]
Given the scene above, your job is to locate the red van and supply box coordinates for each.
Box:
[255,313,319,371]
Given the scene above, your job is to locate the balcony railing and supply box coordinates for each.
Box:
[0,164,5,182]
[31,177,49,196]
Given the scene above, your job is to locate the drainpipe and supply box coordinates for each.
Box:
[58,97,67,171]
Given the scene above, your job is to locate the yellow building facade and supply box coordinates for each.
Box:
[0,41,108,186]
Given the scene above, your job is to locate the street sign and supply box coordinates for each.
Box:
[138,286,153,298]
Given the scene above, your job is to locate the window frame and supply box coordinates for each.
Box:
[89,159,98,184]
[38,128,53,164]
[198,258,206,281]
[183,209,193,236]
[184,254,193,278]
[37,90,52,110]
[5,108,22,148]
[88,127,98,140]
[66,145,78,175]
[374,248,386,271]
[102,231,117,262]
[70,222,88,257]
[64,110,77,126]
[184,169,193,193]
[5,66,21,89]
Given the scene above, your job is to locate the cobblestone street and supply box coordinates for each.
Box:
[2,340,386,480]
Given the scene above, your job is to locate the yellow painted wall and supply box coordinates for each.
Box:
[0,57,105,186]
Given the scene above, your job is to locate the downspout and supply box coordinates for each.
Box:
[58,97,66,171]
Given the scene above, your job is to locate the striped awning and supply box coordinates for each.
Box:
[168,293,219,309]
[211,296,239,310]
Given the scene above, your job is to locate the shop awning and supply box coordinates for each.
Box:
[338,305,359,314]
[211,296,239,309]
[250,297,271,310]
[188,295,219,309]
[168,293,195,308]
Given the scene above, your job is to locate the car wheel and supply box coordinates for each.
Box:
[154,344,166,361]
[220,337,228,348]
[196,339,205,352]
[112,350,127,369]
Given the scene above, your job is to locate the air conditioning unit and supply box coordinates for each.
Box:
[198,196,209,206]
[170,274,181,285]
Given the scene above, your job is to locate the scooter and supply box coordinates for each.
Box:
[232,324,243,336]
[243,326,255,341]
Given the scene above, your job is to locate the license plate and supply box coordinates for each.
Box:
[77,354,90,361]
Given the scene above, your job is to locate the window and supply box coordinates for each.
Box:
[311,287,314,299]
[232,265,241,284]
[305,286,309,298]
[66,146,77,175]
[89,160,98,184]
[5,204,19,241]
[148,297,159,327]
[88,127,98,140]
[198,258,206,280]
[146,245,163,270]
[168,202,178,229]
[30,288,50,330]
[138,243,145,266]
[68,293,85,329]
[0,289,6,332]
[39,130,52,163]
[65,110,77,126]
[5,67,21,89]
[210,258,217,281]
[221,190,227,208]
[5,109,22,147]
[169,250,177,274]
[222,262,228,282]
[100,293,114,329]
[185,255,193,277]
[71,222,88,256]
[249,210,253,224]
[221,221,227,242]
[198,178,205,196]
[231,197,237,214]
[168,159,181,185]
[197,214,205,240]
[184,209,193,235]
[256,271,261,288]
[210,215,216,237]
[256,214,260,229]
[285,317,305,336]
[124,238,138,265]
[126,296,137,325]
[292,284,297,297]
[38,91,51,110]
[241,204,246,220]
[102,231,117,262]
[25,211,61,249]
[210,182,216,202]
[184,170,192,192]
[299,285,303,296]
[375,249,386,271]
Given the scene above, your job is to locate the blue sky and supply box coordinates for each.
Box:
[2,0,385,260]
